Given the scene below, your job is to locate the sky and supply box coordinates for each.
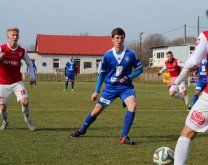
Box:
[0,0,207,49]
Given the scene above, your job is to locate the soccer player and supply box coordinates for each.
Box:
[69,27,143,145]
[63,56,77,91]
[27,61,37,87]
[188,58,207,110]
[169,30,208,165]
[157,51,190,106]
[0,27,36,131]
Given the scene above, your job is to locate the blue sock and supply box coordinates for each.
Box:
[65,81,68,89]
[121,111,135,138]
[192,94,199,107]
[80,112,97,133]
[71,82,74,89]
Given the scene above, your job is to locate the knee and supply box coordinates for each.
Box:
[20,99,29,106]
[169,92,175,97]
[0,104,7,111]
[194,91,200,95]
[181,125,197,140]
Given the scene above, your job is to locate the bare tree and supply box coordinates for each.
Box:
[170,36,197,46]
[128,33,169,67]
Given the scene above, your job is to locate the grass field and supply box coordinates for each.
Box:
[0,82,207,165]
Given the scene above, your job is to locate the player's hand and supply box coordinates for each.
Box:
[157,72,161,76]
[167,79,175,87]
[120,76,129,83]
[91,92,99,101]
[0,52,5,60]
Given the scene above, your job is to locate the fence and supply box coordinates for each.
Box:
[23,72,163,82]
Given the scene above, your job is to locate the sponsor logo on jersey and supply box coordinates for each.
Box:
[99,97,110,105]
[2,60,19,66]
[190,111,205,125]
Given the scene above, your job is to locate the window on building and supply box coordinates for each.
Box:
[42,62,47,67]
[96,59,101,70]
[84,62,92,69]
[190,46,195,51]
[161,52,164,58]
[53,59,60,68]
[156,52,165,59]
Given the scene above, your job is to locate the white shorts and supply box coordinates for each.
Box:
[0,81,28,104]
[169,81,186,93]
[185,91,208,132]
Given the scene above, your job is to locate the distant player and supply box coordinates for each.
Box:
[0,27,36,131]
[169,29,208,164]
[189,58,207,110]
[27,61,37,87]
[63,56,77,91]
[69,27,143,145]
[157,51,190,106]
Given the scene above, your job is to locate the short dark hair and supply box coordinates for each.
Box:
[166,51,173,55]
[111,27,125,38]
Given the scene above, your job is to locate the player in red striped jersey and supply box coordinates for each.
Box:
[0,27,36,131]
[158,51,190,107]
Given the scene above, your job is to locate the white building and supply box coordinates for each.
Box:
[21,34,113,74]
[149,44,195,67]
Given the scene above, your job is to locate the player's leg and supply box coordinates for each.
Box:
[169,85,184,100]
[0,84,13,130]
[14,81,35,131]
[0,104,9,130]
[179,82,190,106]
[69,87,116,138]
[69,103,105,137]
[64,77,69,91]
[120,89,136,145]
[71,73,75,91]
[174,91,208,164]
[174,125,197,165]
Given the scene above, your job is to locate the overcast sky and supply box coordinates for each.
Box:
[0,0,207,49]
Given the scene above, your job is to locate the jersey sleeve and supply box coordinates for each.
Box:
[133,52,143,71]
[159,65,167,74]
[100,53,108,73]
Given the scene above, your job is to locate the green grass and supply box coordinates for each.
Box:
[0,82,207,165]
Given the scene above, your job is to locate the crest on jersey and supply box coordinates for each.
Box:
[19,52,23,57]
[125,56,129,62]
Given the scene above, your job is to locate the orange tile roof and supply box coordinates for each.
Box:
[36,34,113,56]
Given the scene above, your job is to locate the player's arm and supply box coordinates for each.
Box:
[158,66,167,76]
[0,47,5,61]
[120,65,143,83]
[177,60,185,68]
[174,32,208,85]
[23,53,36,84]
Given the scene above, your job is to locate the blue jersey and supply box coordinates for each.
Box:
[65,61,77,74]
[195,59,207,91]
[196,59,207,79]
[100,47,142,89]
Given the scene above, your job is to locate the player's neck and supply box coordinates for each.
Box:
[8,42,18,49]
[115,46,124,53]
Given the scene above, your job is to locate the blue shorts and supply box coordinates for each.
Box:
[196,79,206,91]
[97,86,136,107]
[66,72,75,80]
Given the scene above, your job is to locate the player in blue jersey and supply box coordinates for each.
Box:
[188,58,207,110]
[69,27,143,145]
[63,56,77,91]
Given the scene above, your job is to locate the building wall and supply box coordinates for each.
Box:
[21,53,102,74]
[151,45,195,67]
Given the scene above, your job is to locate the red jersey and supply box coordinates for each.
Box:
[165,58,182,77]
[0,43,25,84]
